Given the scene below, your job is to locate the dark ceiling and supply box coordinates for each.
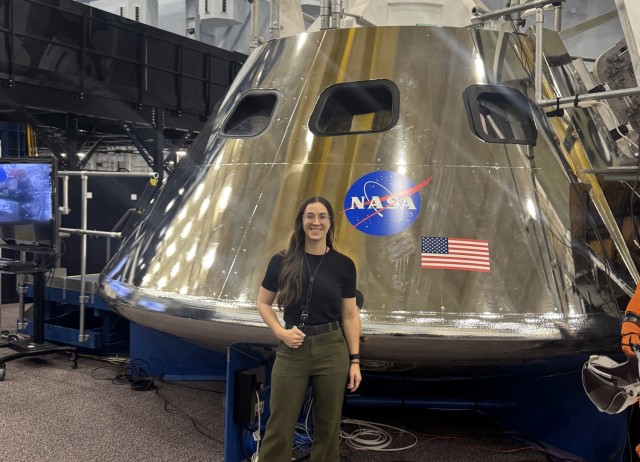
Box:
[0,0,245,173]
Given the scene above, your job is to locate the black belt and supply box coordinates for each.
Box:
[285,320,341,336]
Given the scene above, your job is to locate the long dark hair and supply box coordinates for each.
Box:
[276,196,336,309]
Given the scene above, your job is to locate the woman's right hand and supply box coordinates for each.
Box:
[278,326,306,349]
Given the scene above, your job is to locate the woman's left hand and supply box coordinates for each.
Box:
[347,363,361,392]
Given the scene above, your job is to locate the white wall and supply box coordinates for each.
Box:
[80,0,159,26]
[158,0,187,35]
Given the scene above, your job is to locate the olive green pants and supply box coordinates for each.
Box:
[259,328,349,462]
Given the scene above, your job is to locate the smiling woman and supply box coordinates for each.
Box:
[302,203,331,246]
[256,196,362,462]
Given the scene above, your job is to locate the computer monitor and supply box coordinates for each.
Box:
[0,157,58,256]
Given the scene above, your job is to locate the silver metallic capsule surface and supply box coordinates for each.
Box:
[100,26,625,366]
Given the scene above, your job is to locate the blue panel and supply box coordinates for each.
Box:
[23,284,129,353]
[490,357,628,462]
[129,323,227,381]
[20,320,101,349]
[29,285,113,311]
[225,343,274,462]
[345,355,627,462]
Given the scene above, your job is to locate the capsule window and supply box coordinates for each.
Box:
[463,85,537,145]
[221,91,278,137]
[310,80,400,136]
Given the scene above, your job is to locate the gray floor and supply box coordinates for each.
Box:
[0,303,574,462]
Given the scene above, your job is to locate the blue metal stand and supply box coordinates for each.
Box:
[24,277,229,380]
[24,278,128,353]
[129,323,227,381]
[345,355,627,462]
[222,344,622,461]
[224,343,275,462]
[492,356,628,461]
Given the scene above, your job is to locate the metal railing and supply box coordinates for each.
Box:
[50,170,159,343]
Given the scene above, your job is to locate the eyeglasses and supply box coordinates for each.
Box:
[303,214,330,222]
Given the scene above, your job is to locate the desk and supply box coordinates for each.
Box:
[0,268,78,381]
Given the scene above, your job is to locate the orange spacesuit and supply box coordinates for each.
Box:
[621,284,640,457]
[622,284,640,358]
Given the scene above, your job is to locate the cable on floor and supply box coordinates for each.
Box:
[89,358,161,390]
[0,331,27,341]
[340,418,418,452]
[79,353,129,366]
[153,383,223,444]
[158,378,224,394]
[89,358,225,445]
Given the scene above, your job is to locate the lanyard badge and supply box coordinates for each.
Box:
[300,248,328,326]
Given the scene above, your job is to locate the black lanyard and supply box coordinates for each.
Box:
[300,249,327,326]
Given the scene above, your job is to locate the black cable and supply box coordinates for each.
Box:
[154,383,223,444]
[158,378,224,394]
[90,359,159,389]
[89,362,223,444]
[89,363,132,383]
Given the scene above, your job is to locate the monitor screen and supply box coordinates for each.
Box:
[0,157,58,256]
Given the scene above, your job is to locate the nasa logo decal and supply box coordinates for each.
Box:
[343,171,432,236]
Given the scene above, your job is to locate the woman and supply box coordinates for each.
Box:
[257,196,362,461]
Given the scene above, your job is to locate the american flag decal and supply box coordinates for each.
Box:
[421,237,490,273]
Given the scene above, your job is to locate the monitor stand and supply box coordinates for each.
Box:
[0,269,78,381]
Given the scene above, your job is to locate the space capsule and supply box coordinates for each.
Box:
[99,24,631,367]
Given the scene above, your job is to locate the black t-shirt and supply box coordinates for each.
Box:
[261,249,357,325]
